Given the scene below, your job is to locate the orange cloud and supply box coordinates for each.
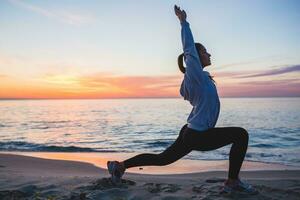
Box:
[1,64,300,99]
[0,73,182,99]
[77,74,182,98]
[0,74,8,79]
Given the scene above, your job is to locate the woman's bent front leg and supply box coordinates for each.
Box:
[183,127,249,179]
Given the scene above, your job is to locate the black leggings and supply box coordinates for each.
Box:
[123,124,249,179]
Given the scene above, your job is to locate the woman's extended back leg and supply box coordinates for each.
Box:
[123,124,192,169]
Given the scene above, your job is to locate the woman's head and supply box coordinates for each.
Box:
[178,43,211,74]
[195,43,211,67]
[178,43,215,82]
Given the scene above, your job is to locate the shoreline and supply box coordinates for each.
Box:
[1,153,300,199]
[1,151,299,175]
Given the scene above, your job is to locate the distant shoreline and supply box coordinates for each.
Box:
[1,96,300,100]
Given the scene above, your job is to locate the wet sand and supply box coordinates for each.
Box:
[1,153,300,199]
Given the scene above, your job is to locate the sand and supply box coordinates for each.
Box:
[1,153,300,200]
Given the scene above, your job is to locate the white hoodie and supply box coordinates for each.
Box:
[180,20,220,132]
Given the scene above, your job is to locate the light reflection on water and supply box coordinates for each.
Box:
[0,98,299,166]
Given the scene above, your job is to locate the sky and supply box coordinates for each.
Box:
[0,0,299,98]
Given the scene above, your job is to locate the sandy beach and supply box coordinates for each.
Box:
[1,153,300,199]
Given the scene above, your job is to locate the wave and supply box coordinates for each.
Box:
[29,120,71,124]
[250,143,276,148]
[0,123,9,128]
[0,141,117,152]
[145,140,172,148]
[21,120,73,130]
[31,126,50,130]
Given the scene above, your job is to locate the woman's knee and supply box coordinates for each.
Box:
[236,127,249,142]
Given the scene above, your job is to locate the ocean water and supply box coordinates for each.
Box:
[0,98,299,167]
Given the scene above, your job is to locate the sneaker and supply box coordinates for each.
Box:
[107,161,125,184]
[221,179,258,195]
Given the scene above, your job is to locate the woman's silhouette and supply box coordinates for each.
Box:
[108,5,257,194]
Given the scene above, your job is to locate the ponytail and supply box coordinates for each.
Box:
[177,52,215,83]
[177,53,186,73]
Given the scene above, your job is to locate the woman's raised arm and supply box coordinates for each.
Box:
[174,5,204,85]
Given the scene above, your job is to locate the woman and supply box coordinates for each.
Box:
[107,5,257,194]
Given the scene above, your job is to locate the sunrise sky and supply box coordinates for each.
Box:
[0,0,299,99]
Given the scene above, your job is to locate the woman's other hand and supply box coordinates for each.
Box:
[174,5,187,23]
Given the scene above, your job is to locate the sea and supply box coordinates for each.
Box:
[0,98,299,167]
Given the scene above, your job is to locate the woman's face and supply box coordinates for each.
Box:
[197,45,211,68]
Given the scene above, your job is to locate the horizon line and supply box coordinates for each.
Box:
[1,96,300,100]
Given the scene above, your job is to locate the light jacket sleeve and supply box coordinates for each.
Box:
[181,20,204,86]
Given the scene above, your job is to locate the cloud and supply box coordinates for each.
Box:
[238,65,300,78]
[213,64,300,80]
[2,68,300,98]
[215,55,286,70]
[214,71,242,78]
[8,0,94,25]
[31,73,182,98]
[240,78,300,85]
[217,79,300,97]
[77,73,182,98]
[218,81,300,97]
[212,64,300,97]
[0,74,8,79]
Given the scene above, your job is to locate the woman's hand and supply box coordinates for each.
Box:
[174,5,187,23]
